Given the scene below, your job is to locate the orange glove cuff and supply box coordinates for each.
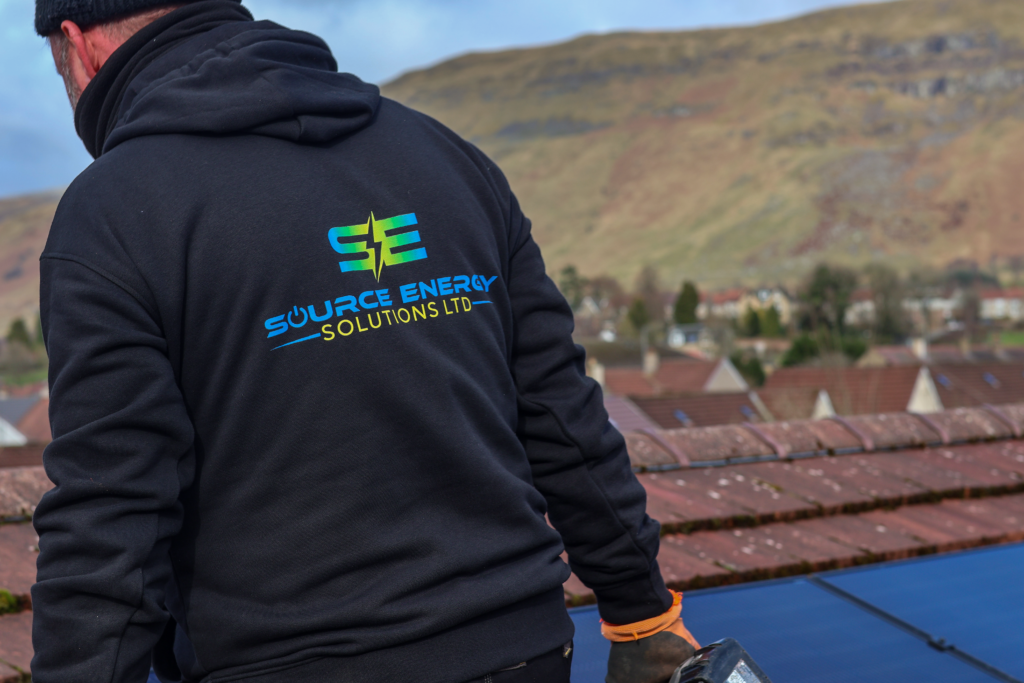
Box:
[600,590,683,643]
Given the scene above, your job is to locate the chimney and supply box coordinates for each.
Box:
[643,348,660,377]
[911,337,928,362]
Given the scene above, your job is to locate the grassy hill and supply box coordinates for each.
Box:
[4,0,1024,333]
[383,0,1024,289]
[0,192,59,333]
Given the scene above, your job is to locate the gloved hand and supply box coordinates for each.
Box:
[603,590,700,683]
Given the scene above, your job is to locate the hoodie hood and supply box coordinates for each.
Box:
[75,0,380,158]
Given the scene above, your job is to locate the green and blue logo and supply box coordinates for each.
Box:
[328,212,427,281]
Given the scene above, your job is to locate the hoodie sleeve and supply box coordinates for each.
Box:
[31,255,194,683]
[506,194,673,625]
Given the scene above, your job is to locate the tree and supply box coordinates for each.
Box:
[800,264,858,338]
[760,305,784,338]
[626,298,651,335]
[740,307,761,338]
[6,318,32,349]
[781,333,820,367]
[864,264,907,343]
[558,264,586,311]
[730,351,766,387]
[634,266,663,324]
[673,281,700,324]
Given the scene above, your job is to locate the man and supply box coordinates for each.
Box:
[32,1,699,681]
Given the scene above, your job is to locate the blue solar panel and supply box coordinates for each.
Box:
[569,575,1002,683]
[823,542,1024,681]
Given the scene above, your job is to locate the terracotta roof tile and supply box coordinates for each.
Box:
[604,395,660,433]
[0,467,52,519]
[764,366,921,415]
[924,406,1014,442]
[931,363,1024,408]
[839,413,941,449]
[631,393,763,429]
[657,425,773,464]
[603,360,719,397]
[0,523,37,599]
[739,460,875,512]
[0,612,32,677]
[0,447,43,470]
[622,432,680,470]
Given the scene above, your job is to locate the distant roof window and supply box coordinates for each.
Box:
[674,409,691,425]
[936,374,952,388]
[740,405,756,420]
[983,372,1001,388]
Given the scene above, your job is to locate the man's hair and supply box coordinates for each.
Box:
[49,5,182,110]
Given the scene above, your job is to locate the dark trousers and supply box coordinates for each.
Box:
[463,643,573,683]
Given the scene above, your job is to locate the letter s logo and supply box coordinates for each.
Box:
[265,315,288,338]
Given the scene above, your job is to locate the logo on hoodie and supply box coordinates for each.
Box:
[328,212,427,281]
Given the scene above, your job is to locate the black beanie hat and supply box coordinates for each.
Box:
[35,0,241,36]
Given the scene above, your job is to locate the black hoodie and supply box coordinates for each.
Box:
[32,3,671,681]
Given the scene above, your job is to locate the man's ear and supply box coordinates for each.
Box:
[60,20,101,79]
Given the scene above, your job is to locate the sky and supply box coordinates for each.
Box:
[0,0,890,199]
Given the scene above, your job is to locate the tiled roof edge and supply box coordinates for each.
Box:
[626,403,1024,470]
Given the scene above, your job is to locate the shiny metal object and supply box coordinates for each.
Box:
[668,638,773,683]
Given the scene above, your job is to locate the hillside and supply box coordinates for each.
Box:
[382,0,1024,288]
[0,192,58,333]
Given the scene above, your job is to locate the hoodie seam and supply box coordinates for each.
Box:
[41,253,160,323]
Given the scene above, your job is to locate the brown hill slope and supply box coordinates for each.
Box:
[0,193,58,333]
[382,0,1024,288]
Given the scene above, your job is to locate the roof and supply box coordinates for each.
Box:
[764,366,921,415]
[15,398,50,444]
[6,404,1024,672]
[930,363,1024,408]
[0,397,40,431]
[630,392,765,428]
[602,394,660,432]
[857,345,921,367]
[563,402,1024,614]
[755,386,821,421]
[604,359,719,397]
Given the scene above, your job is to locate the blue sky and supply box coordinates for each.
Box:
[0,0,890,199]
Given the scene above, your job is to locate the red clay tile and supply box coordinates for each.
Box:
[643,469,812,530]
[996,403,1024,434]
[793,419,864,453]
[0,467,52,519]
[624,432,680,470]
[657,535,729,588]
[938,498,1024,543]
[842,413,942,449]
[0,611,33,673]
[901,447,1022,492]
[866,451,991,496]
[0,447,44,470]
[812,455,929,503]
[741,460,875,513]
[673,529,791,575]
[861,504,1005,550]
[658,425,773,464]
[796,515,923,558]
[925,407,1013,442]
[745,524,859,568]
[955,441,1024,480]
[0,524,37,597]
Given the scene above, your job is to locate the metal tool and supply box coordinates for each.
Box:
[668,638,773,683]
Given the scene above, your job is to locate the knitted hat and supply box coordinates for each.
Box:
[35,0,240,36]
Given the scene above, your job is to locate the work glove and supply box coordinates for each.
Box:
[603,590,700,683]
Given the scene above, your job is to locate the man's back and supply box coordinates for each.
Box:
[34,5,668,682]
